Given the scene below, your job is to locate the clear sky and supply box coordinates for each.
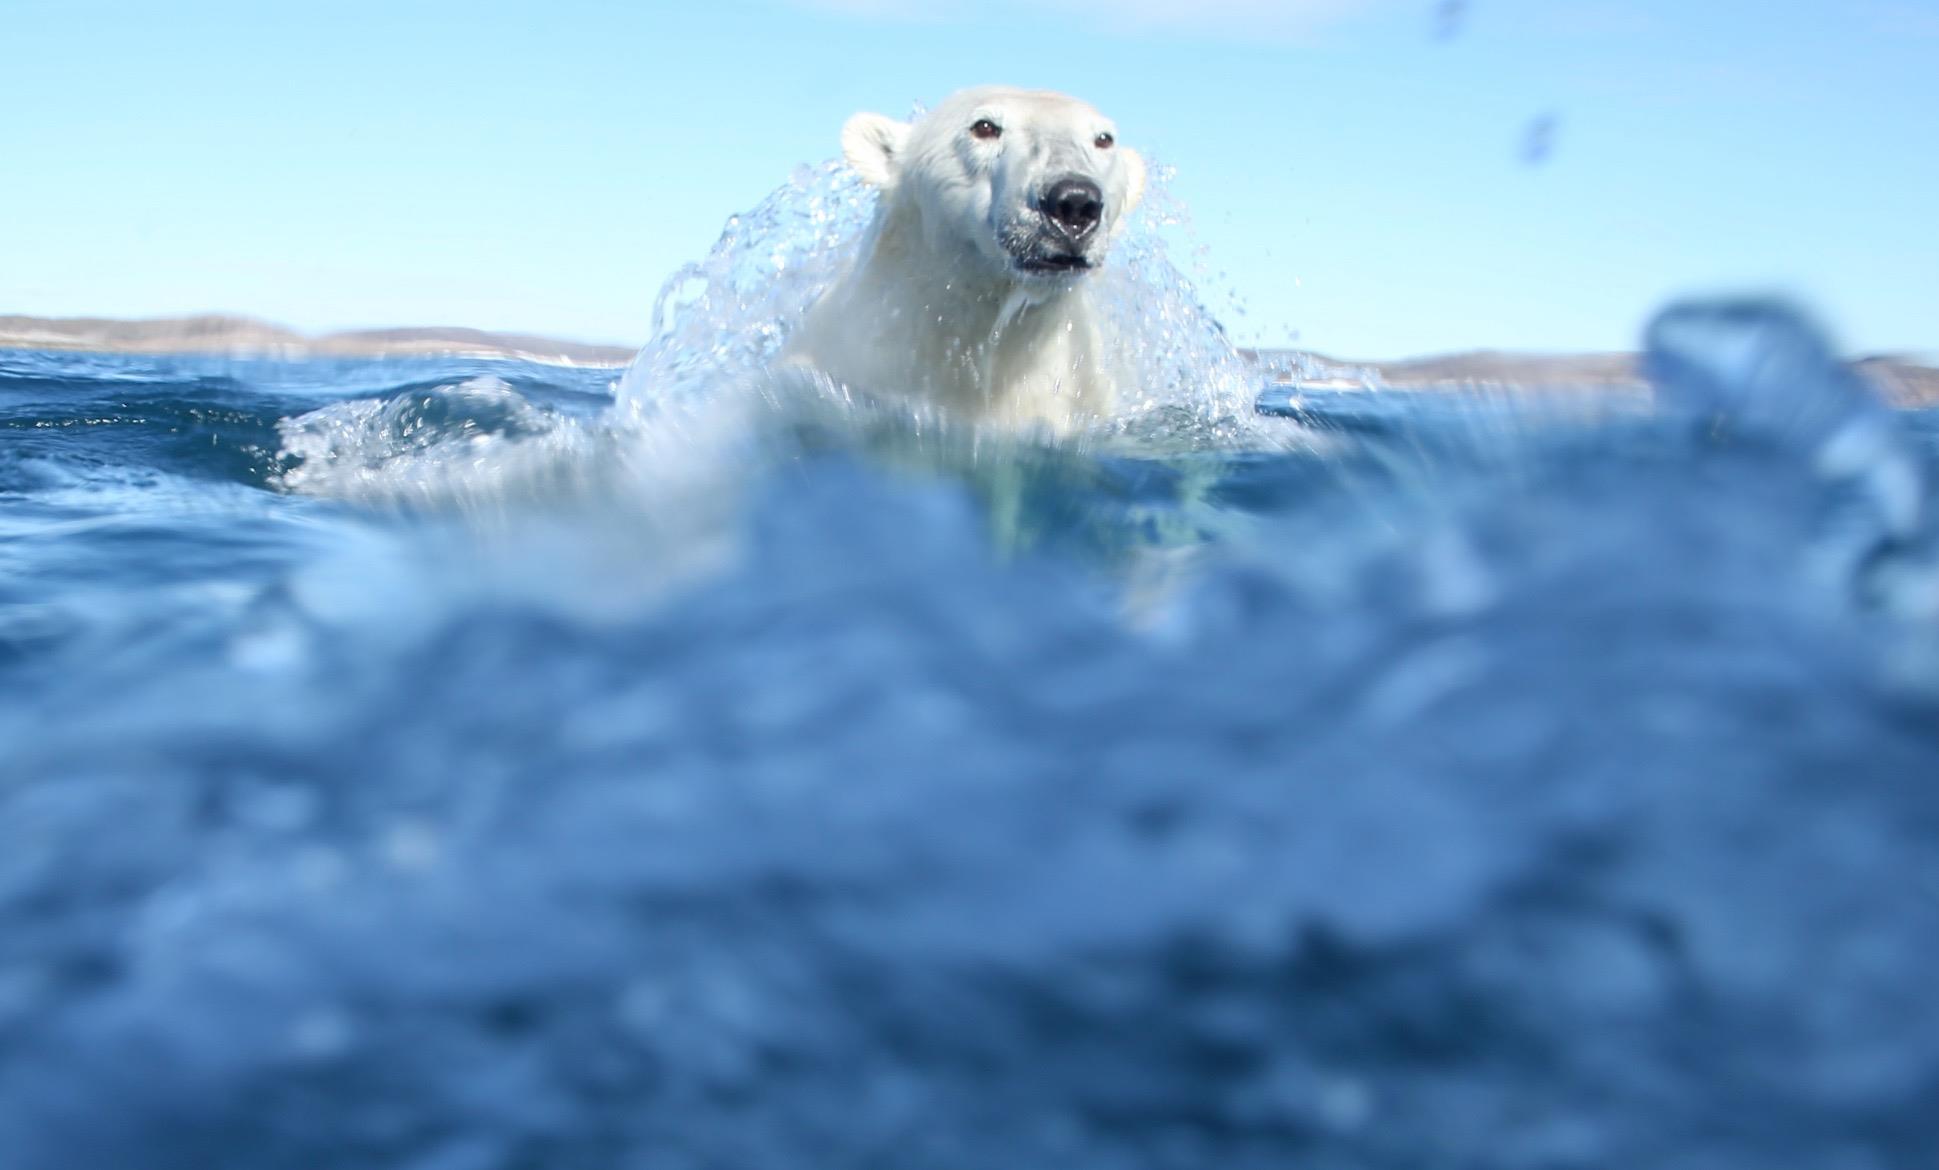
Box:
[2,0,1934,359]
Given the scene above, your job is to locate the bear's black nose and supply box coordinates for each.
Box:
[1041,177,1104,241]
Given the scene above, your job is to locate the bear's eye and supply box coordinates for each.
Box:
[1094,132,1115,150]
[970,119,1002,141]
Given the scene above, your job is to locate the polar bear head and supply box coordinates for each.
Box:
[840,86,1147,289]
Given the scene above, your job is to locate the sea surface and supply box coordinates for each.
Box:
[3,165,1938,1168]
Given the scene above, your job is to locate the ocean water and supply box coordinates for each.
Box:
[3,170,1939,1168]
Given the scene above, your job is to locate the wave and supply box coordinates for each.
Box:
[1,304,1937,1168]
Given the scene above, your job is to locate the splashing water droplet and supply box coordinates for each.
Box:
[1644,298,1923,540]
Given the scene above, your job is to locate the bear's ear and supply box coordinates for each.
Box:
[841,113,910,188]
[1118,147,1148,219]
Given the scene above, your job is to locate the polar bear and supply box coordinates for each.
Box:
[784,86,1147,435]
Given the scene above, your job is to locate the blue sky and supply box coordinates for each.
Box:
[2,0,1934,359]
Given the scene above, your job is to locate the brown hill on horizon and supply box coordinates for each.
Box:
[0,314,637,366]
[1249,346,1939,407]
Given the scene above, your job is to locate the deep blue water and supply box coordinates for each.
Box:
[2,301,1939,1168]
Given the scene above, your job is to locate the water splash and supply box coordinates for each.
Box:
[616,156,1274,447]
[271,147,1292,520]
[617,161,874,421]
[269,374,748,585]
[1646,299,1923,538]
[1090,158,1271,445]
[273,376,564,501]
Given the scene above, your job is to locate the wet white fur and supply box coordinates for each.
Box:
[784,86,1146,435]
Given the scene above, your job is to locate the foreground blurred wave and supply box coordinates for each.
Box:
[3,299,1939,1170]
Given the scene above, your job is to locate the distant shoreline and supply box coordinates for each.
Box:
[1248,349,1939,406]
[4,314,1935,404]
[0,314,638,368]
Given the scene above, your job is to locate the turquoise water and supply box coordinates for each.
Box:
[2,192,1938,1169]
